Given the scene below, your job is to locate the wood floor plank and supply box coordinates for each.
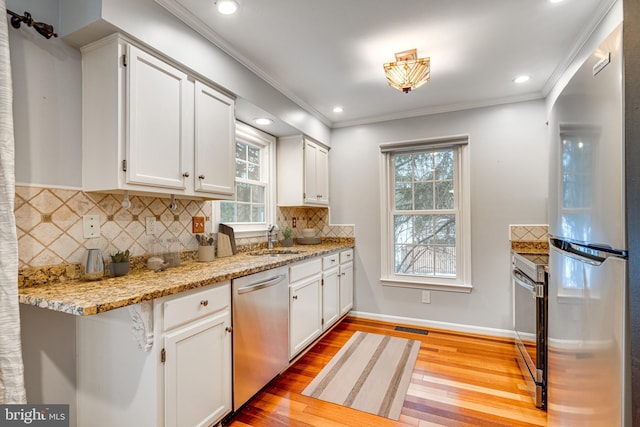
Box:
[225,316,548,426]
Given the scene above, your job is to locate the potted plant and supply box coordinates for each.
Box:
[110,249,131,277]
[281,226,293,247]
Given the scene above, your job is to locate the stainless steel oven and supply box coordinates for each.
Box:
[512,252,548,409]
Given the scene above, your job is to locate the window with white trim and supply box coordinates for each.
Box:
[216,122,276,236]
[380,136,471,292]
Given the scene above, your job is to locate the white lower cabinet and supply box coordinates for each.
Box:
[76,281,232,427]
[339,249,354,315]
[163,286,232,427]
[289,258,323,359]
[322,253,340,330]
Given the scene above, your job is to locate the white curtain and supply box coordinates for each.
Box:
[0,0,26,404]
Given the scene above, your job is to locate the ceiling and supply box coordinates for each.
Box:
[157,0,614,132]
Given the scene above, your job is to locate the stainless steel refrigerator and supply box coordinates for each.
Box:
[547,23,628,425]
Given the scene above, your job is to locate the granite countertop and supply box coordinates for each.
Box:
[19,242,353,316]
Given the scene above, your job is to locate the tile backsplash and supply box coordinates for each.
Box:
[509,224,549,253]
[15,185,355,269]
[15,185,211,269]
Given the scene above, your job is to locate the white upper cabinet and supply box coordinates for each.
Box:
[277,135,329,206]
[194,81,235,197]
[125,44,190,190]
[81,34,235,200]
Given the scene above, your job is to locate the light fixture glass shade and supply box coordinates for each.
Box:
[217,0,239,15]
[383,49,430,93]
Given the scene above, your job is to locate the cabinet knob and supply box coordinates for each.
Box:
[200,300,209,307]
[225,326,233,333]
[341,272,345,276]
[182,172,190,178]
[292,295,298,300]
[198,174,205,180]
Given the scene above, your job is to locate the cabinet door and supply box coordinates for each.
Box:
[303,140,329,205]
[339,261,354,315]
[164,310,231,427]
[194,81,235,197]
[289,274,322,358]
[323,267,340,329]
[126,44,190,190]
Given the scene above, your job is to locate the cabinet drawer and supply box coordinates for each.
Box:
[340,249,354,264]
[289,258,322,283]
[164,282,230,331]
[323,253,339,270]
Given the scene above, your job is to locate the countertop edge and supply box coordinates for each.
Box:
[19,243,354,316]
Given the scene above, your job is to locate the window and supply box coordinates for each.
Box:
[379,136,471,292]
[216,122,275,236]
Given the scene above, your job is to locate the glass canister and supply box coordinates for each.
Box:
[165,237,181,267]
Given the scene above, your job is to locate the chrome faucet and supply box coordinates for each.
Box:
[267,224,280,249]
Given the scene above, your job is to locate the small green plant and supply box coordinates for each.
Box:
[282,226,293,240]
[110,249,130,263]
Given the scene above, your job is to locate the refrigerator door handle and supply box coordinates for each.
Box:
[549,235,628,265]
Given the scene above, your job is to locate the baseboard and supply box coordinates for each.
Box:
[349,311,516,339]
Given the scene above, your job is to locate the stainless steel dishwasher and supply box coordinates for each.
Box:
[232,266,289,411]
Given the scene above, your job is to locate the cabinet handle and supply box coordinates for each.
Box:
[200,300,209,307]
[225,326,233,333]
[292,295,298,300]
[182,172,190,178]
[198,174,205,180]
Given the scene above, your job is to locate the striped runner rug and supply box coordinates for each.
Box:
[302,331,421,420]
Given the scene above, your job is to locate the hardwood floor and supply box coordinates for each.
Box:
[225,316,548,426]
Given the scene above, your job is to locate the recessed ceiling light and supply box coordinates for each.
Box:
[549,0,564,3]
[217,0,239,15]
[513,74,531,84]
[333,106,344,113]
[254,118,273,126]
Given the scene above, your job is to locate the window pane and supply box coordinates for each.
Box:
[237,182,251,202]
[414,182,433,210]
[395,155,412,182]
[394,215,413,244]
[251,205,265,222]
[435,214,456,244]
[435,181,454,209]
[435,246,456,276]
[413,153,433,181]
[414,214,434,244]
[251,185,265,203]
[220,202,236,222]
[236,142,247,160]
[248,163,260,181]
[395,183,412,210]
[236,159,247,179]
[248,146,260,164]
[434,150,454,180]
[237,204,251,222]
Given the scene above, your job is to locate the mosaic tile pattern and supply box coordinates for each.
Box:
[15,186,356,272]
[15,185,211,269]
[510,224,549,254]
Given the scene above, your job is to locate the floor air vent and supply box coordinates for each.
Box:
[394,326,429,335]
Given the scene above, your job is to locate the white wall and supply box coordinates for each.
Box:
[330,99,548,333]
[8,0,83,187]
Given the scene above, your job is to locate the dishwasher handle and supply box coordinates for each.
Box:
[236,274,286,295]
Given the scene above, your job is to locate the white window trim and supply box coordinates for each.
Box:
[379,135,472,293]
[213,121,276,238]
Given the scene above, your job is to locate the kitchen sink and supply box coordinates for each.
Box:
[248,249,303,257]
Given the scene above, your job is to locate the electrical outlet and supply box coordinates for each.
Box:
[192,216,205,233]
[82,215,101,238]
[421,290,431,304]
[145,217,157,236]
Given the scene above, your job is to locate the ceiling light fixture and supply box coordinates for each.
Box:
[383,49,431,94]
[216,0,239,15]
[513,74,531,83]
[333,106,344,113]
[254,118,273,126]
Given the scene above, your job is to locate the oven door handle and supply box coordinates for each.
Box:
[549,235,628,265]
[512,269,543,298]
